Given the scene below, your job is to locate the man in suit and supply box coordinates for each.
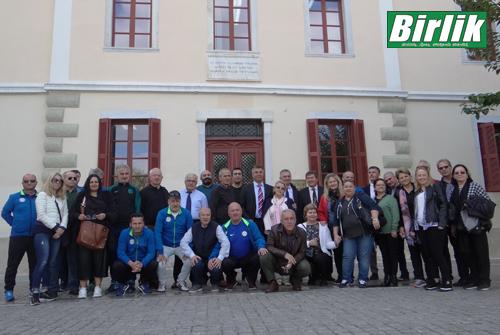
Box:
[297,171,323,218]
[362,165,381,281]
[279,169,299,211]
[241,165,273,235]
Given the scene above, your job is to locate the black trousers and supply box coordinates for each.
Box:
[307,251,332,281]
[419,228,451,283]
[408,243,426,281]
[4,236,36,291]
[457,230,490,286]
[443,233,453,280]
[376,234,398,278]
[396,236,409,277]
[333,242,343,280]
[112,260,158,285]
[449,231,467,281]
[222,253,260,285]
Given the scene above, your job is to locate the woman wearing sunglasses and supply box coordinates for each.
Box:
[31,172,68,305]
[262,181,295,234]
[450,164,493,291]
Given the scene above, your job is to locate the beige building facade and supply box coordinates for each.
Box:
[1,0,499,256]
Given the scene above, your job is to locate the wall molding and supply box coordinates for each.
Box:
[0,82,478,102]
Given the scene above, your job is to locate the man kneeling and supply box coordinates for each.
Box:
[180,208,230,292]
[260,209,311,292]
[112,214,157,296]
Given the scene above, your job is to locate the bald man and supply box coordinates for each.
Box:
[2,174,38,302]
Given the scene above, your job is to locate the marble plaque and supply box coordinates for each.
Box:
[207,52,261,81]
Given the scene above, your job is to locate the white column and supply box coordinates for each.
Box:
[378,0,401,90]
[197,120,207,173]
[50,0,73,83]
[263,120,273,183]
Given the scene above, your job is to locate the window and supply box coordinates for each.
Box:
[112,0,152,48]
[213,0,251,51]
[307,119,368,185]
[98,118,160,188]
[308,0,345,54]
[478,123,500,191]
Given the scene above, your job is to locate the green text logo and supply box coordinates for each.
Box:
[387,11,487,48]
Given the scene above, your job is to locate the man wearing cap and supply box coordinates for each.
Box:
[155,190,193,292]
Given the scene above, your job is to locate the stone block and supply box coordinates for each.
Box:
[382,155,412,168]
[46,108,65,122]
[43,153,77,168]
[46,92,80,108]
[44,138,63,153]
[45,123,78,137]
[395,141,410,155]
[378,99,406,114]
[380,127,409,141]
[392,114,407,127]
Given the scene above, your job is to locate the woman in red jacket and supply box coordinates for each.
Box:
[317,173,343,283]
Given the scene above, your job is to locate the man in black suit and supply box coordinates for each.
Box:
[297,171,323,220]
[279,169,299,211]
[241,165,273,234]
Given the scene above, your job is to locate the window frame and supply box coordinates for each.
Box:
[98,118,161,187]
[105,0,159,51]
[477,122,500,192]
[304,0,353,57]
[213,0,252,51]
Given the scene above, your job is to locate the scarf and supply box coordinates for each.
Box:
[398,188,415,246]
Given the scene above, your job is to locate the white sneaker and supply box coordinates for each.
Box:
[78,287,87,299]
[92,286,102,298]
[157,282,166,292]
[176,281,189,292]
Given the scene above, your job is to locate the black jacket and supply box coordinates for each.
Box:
[415,184,448,229]
[210,185,236,224]
[241,183,273,220]
[297,186,324,216]
[140,185,169,228]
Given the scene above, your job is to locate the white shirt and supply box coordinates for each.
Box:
[180,188,208,220]
[309,186,319,203]
[416,192,426,225]
[370,183,376,200]
[286,185,295,201]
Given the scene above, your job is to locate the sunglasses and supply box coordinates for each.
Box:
[52,178,63,183]
[438,165,450,170]
[67,177,78,181]
[23,179,36,184]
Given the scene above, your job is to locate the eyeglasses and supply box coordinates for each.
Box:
[23,179,36,184]
[67,177,77,181]
[52,178,63,183]
[275,186,285,190]
[186,180,197,183]
[438,165,450,170]
[454,171,467,175]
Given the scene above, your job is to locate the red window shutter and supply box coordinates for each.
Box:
[98,118,112,186]
[478,123,500,192]
[352,119,368,187]
[148,118,161,170]
[307,119,321,182]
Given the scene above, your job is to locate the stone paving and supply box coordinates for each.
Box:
[1,237,500,335]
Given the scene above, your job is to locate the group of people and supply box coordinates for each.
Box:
[1,159,494,306]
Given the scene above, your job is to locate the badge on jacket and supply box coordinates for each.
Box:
[19,198,26,203]
[129,239,135,245]
[166,217,171,222]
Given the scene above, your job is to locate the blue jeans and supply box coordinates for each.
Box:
[342,234,374,282]
[31,233,61,293]
[191,259,222,286]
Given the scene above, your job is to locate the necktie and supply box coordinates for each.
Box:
[311,187,318,205]
[257,184,264,218]
[186,191,192,212]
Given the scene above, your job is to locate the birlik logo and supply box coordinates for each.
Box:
[387,11,487,48]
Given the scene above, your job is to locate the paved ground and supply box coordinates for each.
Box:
[1,238,500,335]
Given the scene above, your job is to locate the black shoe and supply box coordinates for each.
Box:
[307,279,317,286]
[105,283,117,294]
[319,280,328,287]
[390,277,398,287]
[335,277,342,284]
[453,278,466,287]
[463,282,478,290]
[39,291,57,302]
[30,293,40,306]
[68,289,79,296]
[170,282,177,289]
[477,283,490,291]
[439,281,453,292]
[369,273,379,281]
[425,281,439,291]
[398,275,410,281]
[126,285,135,294]
[383,277,391,287]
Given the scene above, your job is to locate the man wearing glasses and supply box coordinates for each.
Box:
[436,158,466,286]
[1,174,38,302]
[180,173,208,223]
